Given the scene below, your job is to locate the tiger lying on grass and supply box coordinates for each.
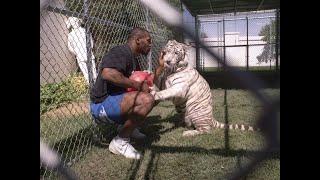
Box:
[151,40,258,137]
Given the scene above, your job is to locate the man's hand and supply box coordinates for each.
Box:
[153,51,165,88]
[141,80,150,93]
[149,85,157,98]
[102,68,151,93]
[158,51,165,67]
[150,87,160,106]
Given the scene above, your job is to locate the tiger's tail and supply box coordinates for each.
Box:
[214,121,259,131]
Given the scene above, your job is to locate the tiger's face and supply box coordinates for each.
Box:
[162,40,189,73]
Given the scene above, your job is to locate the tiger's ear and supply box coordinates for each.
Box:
[182,43,191,51]
[181,43,191,57]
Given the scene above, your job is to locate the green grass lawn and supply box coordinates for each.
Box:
[41,88,279,180]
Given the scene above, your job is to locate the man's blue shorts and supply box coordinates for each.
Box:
[90,93,125,125]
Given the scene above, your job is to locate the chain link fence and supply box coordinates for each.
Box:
[40,0,279,179]
[40,0,179,178]
[193,10,280,72]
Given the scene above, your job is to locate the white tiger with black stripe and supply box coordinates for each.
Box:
[151,40,257,137]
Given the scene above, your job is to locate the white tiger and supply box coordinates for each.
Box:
[151,40,257,137]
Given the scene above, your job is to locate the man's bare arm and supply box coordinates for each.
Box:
[101,68,149,92]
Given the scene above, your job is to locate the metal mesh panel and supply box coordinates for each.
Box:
[225,46,247,67]
[248,16,277,70]
[40,0,175,178]
[249,45,276,70]
[201,47,222,71]
[197,10,279,71]
[40,1,279,179]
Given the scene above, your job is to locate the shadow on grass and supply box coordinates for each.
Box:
[39,113,183,179]
[125,114,183,180]
[127,111,279,180]
[40,125,95,178]
[224,89,230,151]
[127,144,279,180]
[145,145,280,159]
[202,71,280,89]
[40,109,278,179]
[143,114,184,143]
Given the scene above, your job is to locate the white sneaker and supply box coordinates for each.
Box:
[108,136,141,159]
[117,125,146,139]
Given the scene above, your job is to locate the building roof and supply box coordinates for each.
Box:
[181,0,280,16]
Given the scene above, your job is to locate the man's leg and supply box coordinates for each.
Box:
[108,91,154,159]
[119,91,154,138]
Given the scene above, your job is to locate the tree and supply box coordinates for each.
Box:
[65,0,179,67]
[257,20,279,64]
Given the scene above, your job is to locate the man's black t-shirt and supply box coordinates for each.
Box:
[90,44,140,104]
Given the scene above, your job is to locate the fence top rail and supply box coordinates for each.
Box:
[45,6,169,39]
[199,16,276,23]
[198,9,277,18]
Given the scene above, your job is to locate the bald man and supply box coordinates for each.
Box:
[90,27,164,159]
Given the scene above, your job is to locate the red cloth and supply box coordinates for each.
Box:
[127,71,154,92]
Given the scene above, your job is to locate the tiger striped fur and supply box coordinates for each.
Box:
[151,40,258,137]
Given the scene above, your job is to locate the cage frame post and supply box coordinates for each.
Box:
[275,8,279,71]
[246,16,249,71]
[195,15,201,71]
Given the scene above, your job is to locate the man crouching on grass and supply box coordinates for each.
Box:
[90,27,164,159]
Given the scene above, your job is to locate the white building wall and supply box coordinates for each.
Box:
[40,0,78,85]
[185,32,275,68]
